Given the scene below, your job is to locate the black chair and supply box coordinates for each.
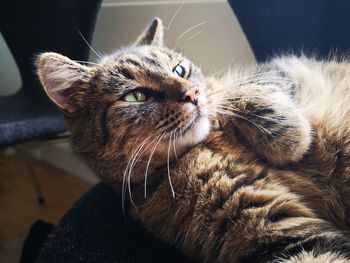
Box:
[0,0,102,203]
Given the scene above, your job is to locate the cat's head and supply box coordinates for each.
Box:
[37,18,210,183]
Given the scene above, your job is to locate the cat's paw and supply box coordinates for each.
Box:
[231,88,312,165]
[261,109,312,165]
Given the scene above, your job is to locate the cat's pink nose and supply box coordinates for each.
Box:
[181,87,199,105]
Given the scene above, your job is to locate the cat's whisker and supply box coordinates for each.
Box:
[122,139,145,211]
[223,107,280,122]
[76,29,103,59]
[131,133,161,171]
[245,75,295,83]
[167,130,176,199]
[122,134,153,209]
[189,29,206,40]
[226,108,278,122]
[176,29,206,50]
[212,108,272,136]
[207,96,266,109]
[210,94,267,102]
[175,20,207,43]
[144,132,166,198]
[209,86,263,97]
[172,128,179,161]
[215,106,242,114]
[74,60,102,67]
[122,139,142,203]
[127,134,157,206]
[209,77,296,97]
[213,70,295,83]
[209,84,295,104]
[216,105,281,128]
[244,79,297,87]
[251,76,297,82]
[208,76,296,97]
[166,2,184,32]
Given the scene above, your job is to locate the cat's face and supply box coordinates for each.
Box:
[37,18,210,182]
[96,43,210,149]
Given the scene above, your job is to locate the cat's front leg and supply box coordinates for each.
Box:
[233,84,312,165]
[208,78,312,165]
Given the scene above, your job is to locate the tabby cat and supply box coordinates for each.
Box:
[37,18,350,262]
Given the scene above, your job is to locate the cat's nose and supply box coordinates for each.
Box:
[181,87,199,105]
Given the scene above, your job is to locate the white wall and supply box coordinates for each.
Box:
[92,0,255,74]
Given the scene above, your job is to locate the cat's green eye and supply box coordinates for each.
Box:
[173,64,186,78]
[122,91,147,102]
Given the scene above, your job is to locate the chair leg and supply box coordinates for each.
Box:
[26,156,46,204]
[15,146,46,205]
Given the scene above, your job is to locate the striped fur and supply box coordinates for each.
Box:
[37,18,350,262]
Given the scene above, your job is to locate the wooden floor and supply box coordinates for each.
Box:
[0,151,92,263]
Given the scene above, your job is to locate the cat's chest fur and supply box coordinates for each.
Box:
[130,123,269,243]
[130,121,348,251]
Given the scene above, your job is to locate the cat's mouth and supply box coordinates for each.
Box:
[176,109,210,147]
[182,111,203,136]
[148,103,210,151]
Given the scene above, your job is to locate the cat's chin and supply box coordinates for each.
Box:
[178,114,210,148]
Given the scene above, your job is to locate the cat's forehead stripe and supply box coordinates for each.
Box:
[142,56,162,68]
[119,68,136,80]
[120,54,165,69]
[124,58,142,68]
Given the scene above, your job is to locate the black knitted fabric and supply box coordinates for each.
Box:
[20,220,55,263]
[37,183,192,263]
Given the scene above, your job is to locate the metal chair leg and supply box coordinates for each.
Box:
[26,156,46,204]
[15,146,46,205]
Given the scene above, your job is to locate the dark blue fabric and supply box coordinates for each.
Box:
[0,89,66,146]
[229,0,350,62]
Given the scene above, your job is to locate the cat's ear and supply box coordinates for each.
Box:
[37,52,93,114]
[135,17,164,46]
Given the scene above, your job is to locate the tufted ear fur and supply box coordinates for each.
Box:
[135,17,164,46]
[37,52,93,114]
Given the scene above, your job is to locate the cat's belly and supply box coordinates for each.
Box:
[130,140,348,262]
